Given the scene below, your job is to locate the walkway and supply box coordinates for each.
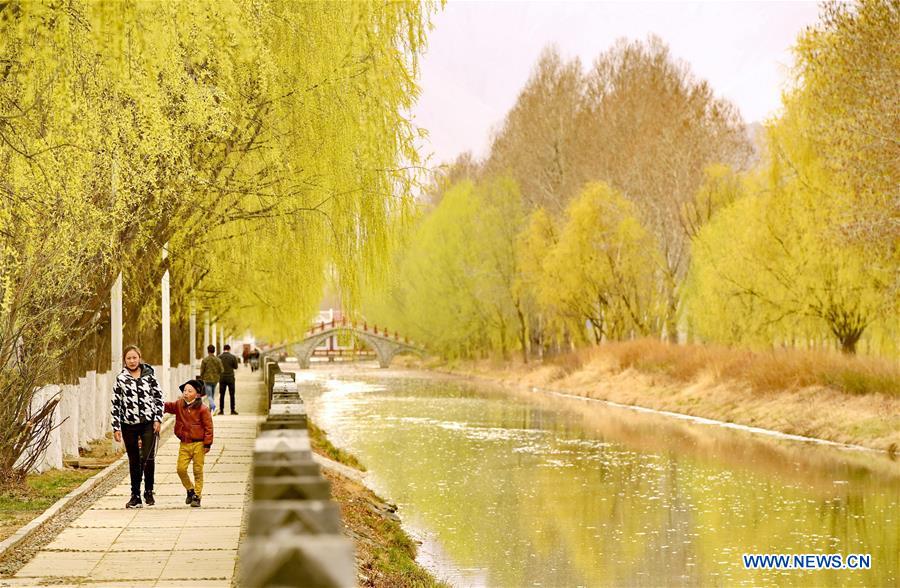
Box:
[7,367,263,587]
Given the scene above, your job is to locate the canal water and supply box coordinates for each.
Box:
[289,364,899,587]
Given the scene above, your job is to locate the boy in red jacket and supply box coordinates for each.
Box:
[165,379,213,507]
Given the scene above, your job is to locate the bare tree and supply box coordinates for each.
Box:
[581,36,752,341]
[484,47,589,216]
[422,151,481,208]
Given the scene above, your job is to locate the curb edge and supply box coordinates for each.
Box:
[0,418,175,559]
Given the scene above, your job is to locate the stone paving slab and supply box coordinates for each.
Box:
[205,464,255,473]
[68,509,138,528]
[91,494,247,510]
[91,551,170,580]
[111,527,178,551]
[174,526,241,550]
[107,510,194,529]
[160,550,236,580]
[151,473,250,485]
[45,527,122,551]
[108,482,248,496]
[10,369,263,586]
[16,551,104,577]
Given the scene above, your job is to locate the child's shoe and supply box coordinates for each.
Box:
[126,494,142,509]
[191,494,201,508]
[185,489,196,505]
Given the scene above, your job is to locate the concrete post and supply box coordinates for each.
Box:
[110,272,124,455]
[111,273,123,374]
[110,157,123,376]
[77,372,100,445]
[161,243,171,400]
[204,311,210,353]
[247,500,341,536]
[22,386,63,473]
[189,303,197,371]
[212,322,218,353]
[239,536,355,587]
[58,385,79,457]
[96,371,111,434]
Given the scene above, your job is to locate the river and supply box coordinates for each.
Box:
[287,363,899,587]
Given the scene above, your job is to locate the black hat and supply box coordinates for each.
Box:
[179,379,205,395]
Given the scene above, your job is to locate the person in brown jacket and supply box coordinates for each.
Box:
[165,379,213,507]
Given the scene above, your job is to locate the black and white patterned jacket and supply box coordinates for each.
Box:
[111,363,164,430]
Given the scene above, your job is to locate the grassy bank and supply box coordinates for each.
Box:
[309,421,448,588]
[0,469,95,542]
[308,422,366,472]
[0,436,122,542]
[417,339,900,453]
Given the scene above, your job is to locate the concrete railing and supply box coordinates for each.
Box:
[23,363,194,473]
[241,364,355,587]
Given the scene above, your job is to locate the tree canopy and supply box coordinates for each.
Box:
[0,0,434,481]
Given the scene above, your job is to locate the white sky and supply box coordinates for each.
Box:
[411,0,823,166]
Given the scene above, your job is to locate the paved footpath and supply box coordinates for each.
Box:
[6,368,264,587]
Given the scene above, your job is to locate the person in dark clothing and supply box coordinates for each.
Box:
[199,345,223,415]
[218,344,240,415]
[111,345,163,509]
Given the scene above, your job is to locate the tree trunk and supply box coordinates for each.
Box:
[664,280,680,344]
[516,306,528,364]
[840,333,861,355]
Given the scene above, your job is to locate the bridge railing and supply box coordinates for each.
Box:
[306,318,415,346]
[241,358,355,586]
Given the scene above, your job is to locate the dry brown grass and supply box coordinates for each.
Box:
[548,339,900,397]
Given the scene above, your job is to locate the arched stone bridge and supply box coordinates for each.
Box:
[270,320,425,369]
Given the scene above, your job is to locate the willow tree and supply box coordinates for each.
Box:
[516,208,559,358]
[148,0,433,342]
[0,0,433,484]
[470,177,528,359]
[370,181,488,357]
[792,0,899,259]
[541,182,662,344]
[688,116,895,354]
[365,177,528,360]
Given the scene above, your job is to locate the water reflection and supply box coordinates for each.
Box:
[291,365,899,587]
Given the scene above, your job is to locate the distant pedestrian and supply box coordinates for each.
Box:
[242,345,250,366]
[165,379,213,508]
[218,344,240,415]
[111,345,163,509]
[199,345,223,415]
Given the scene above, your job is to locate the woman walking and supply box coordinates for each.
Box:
[111,345,164,508]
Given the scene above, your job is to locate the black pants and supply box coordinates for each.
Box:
[219,379,236,413]
[121,422,156,496]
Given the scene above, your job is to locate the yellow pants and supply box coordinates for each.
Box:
[176,442,205,498]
